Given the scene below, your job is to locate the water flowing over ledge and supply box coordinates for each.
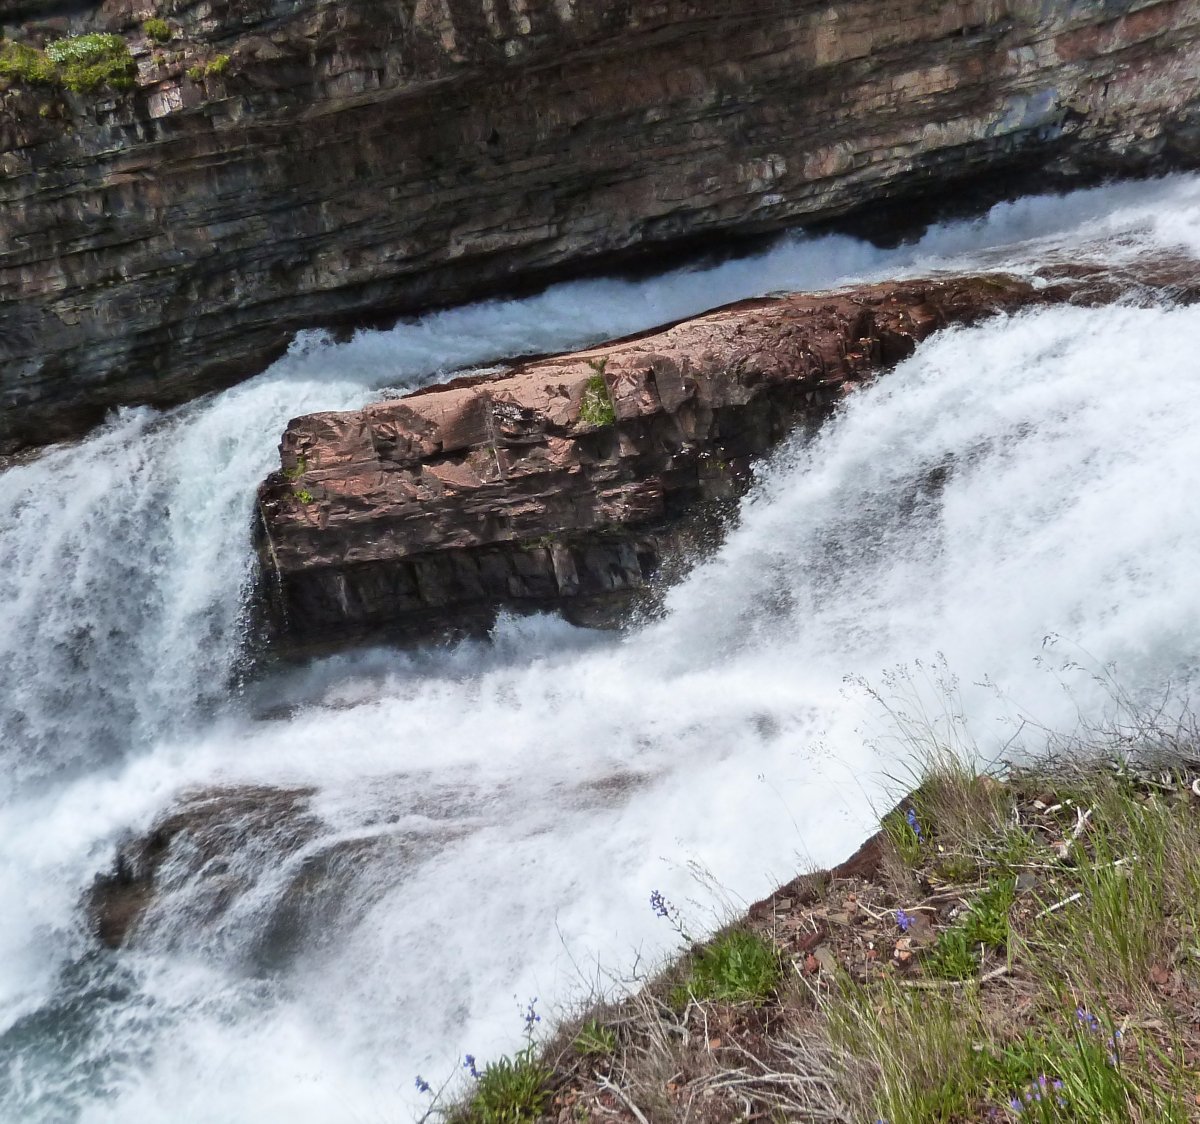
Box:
[5,178,1200,1120]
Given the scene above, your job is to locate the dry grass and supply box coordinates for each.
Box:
[443,736,1200,1124]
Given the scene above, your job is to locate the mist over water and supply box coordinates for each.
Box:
[5,176,1200,1120]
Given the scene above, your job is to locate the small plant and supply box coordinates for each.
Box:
[186,64,205,82]
[465,1045,551,1124]
[294,489,315,504]
[925,925,977,981]
[574,1019,616,1058]
[883,805,924,865]
[206,53,230,76]
[960,878,1014,949]
[281,456,307,481]
[578,360,615,428]
[143,18,172,43]
[679,929,780,1004]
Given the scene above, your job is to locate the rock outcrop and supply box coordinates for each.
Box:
[90,785,320,951]
[6,0,1200,452]
[256,273,1054,649]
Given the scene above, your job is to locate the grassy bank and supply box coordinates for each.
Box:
[438,744,1200,1123]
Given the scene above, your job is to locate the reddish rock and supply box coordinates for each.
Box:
[256,274,1050,648]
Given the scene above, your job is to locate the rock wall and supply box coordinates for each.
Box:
[257,274,1055,649]
[4,0,1200,452]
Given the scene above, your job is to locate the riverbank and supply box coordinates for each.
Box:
[445,738,1200,1123]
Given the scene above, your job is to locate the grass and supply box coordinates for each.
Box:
[578,360,615,428]
[0,33,135,93]
[445,727,1200,1124]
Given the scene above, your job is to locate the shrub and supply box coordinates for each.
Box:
[0,42,57,86]
[2,33,136,93]
[143,18,172,43]
[44,33,125,65]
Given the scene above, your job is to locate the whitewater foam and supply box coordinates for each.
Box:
[5,176,1200,1121]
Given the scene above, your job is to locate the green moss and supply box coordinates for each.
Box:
[206,53,230,76]
[186,64,205,82]
[143,18,172,43]
[294,489,315,505]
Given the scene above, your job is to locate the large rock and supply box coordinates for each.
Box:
[256,273,1058,649]
[5,0,1200,452]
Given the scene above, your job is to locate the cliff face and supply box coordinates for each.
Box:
[4,0,1200,452]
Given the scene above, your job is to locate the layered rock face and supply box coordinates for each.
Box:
[5,0,1200,452]
[257,274,1051,648]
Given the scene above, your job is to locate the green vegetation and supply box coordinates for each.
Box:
[186,55,231,83]
[445,724,1200,1124]
[573,1019,616,1058]
[578,360,615,428]
[0,33,135,93]
[677,928,780,1005]
[143,18,172,43]
[281,456,307,481]
[462,1046,551,1124]
[294,489,314,505]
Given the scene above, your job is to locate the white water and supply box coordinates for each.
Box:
[4,175,1200,1120]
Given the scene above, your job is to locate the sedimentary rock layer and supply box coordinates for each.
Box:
[257,273,1055,648]
[5,0,1200,451]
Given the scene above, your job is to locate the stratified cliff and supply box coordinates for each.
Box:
[4,0,1200,452]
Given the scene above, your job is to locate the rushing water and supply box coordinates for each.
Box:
[5,175,1200,1121]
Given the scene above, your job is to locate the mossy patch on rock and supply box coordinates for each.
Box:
[0,33,135,93]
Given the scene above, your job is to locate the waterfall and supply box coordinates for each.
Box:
[3,175,1200,1121]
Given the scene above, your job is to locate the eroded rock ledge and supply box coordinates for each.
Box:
[257,273,1070,650]
[6,0,1200,452]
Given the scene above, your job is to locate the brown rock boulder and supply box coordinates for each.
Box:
[255,274,1050,650]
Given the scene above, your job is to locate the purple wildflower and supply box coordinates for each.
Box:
[649,890,671,919]
[905,808,924,840]
[896,909,913,932]
[463,1054,480,1079]
[522,997,541,1036]
[1075,1006,1101,1033]
[414,1076,432,1095]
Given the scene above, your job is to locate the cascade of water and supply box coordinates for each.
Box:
[4,175,1200,1121]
